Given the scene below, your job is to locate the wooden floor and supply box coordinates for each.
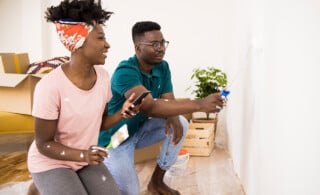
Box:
[0,133,245,195]
[0,133,34,186]
[137,148,245,195]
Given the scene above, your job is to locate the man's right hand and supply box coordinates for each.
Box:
[121,93,143,118]
[199,92,225,113]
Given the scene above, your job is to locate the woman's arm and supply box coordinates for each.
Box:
[34,118,106,165]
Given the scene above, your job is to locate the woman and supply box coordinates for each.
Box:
[27,0,140,194]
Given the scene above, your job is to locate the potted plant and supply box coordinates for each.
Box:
[188,67,228,120]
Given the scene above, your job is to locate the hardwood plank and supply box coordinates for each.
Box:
[136,147,245,195]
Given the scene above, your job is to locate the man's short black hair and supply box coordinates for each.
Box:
[45,0,113,25]
[132,21,161,43]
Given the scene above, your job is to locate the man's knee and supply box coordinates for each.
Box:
[179,115,189,135]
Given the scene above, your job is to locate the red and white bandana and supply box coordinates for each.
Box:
[55,20,94,53]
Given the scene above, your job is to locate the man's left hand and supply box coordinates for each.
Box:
[165,116,183,145]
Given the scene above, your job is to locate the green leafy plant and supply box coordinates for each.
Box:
[188,67,228,119]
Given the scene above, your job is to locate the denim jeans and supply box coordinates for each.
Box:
[103,116,188,195]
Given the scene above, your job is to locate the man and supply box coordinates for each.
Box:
[99,21,225,195]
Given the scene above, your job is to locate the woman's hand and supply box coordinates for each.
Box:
[84,145,109,165]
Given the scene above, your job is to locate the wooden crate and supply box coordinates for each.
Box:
[192,113,218,136]
[182,122,215,156]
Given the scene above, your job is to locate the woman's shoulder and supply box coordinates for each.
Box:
[33,67,64,96]
[38,66,63,84]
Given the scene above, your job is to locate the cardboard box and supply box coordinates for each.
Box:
[134,141,162,163]
[0,111,34,134]
[182,122,216,156]
[0,53,30,74]
[134,98,191,164]
[0,53,43,115]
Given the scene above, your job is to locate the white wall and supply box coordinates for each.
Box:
[102,0,234,98]
[0,0,43,60]
[259,1,320,194]
[1,0,320,195]
[226,0,320,194]
[1,0,233,98]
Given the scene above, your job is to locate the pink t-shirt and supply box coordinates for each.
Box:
[28,65,111,173]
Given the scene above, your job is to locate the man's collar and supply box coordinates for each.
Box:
[133,55,161,77]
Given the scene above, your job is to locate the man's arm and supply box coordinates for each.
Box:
[124,85,223,118]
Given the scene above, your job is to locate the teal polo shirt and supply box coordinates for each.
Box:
[98,55,173,147]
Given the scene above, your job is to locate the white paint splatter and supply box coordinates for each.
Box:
[60,150,65,155]
[102,175,106,181]
[80,152,84,158]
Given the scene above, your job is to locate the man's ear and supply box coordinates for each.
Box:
[134,44,140,53]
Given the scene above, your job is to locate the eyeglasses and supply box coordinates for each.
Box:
[139,40,169,51]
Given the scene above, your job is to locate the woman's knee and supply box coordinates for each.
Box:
[27,182,40,195]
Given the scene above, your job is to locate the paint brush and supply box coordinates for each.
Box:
[106,124,129,149]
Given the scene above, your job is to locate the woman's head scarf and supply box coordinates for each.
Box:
[55,19,94,53]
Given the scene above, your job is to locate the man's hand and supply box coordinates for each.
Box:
[121,93,144,118]
[199,92,225,113]
[165,116,183,145]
